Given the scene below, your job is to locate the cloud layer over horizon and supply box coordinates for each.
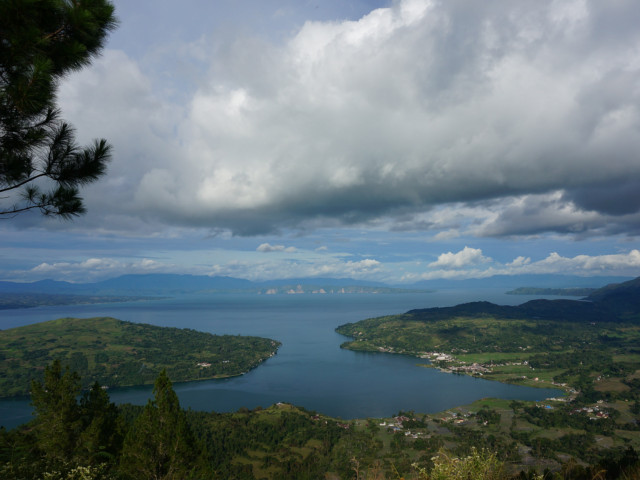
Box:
[2,0,639,285]
[16,247,640,284]
[54,0,640,239]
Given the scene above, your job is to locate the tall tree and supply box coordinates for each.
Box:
[119,370,210,480]
[25,362,122,479]
[30,359,83,463]
[78,382,123,465]
[0,0,117,218]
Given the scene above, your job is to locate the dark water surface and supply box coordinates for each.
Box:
[0,289,561,429]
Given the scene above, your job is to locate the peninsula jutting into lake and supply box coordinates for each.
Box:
[2,278,640,478]
[0,317,281,397]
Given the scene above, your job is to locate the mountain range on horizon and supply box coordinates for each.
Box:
[0,273,634,296]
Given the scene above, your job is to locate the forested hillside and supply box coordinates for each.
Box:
[2,363,640,479]
[0,317,280,396]
[333,277,640,476]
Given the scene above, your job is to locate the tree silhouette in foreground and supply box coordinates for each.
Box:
[26,359,122,478]
[0,0,117,218]
[119,370,210,480]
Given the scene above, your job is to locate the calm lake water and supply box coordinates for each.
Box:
[0,289,562,429]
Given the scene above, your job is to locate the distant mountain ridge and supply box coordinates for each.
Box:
[0,274,416,296]
[407,275,640,323]
[0,273,633,296]
[585,276,640,317]
[506,287,596,296]
[406,274,632,290]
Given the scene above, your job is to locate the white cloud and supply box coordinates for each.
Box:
[257,243,297,253]
[53,0,640,238]
[432,230,461,241]
[508,256,531,267]
[429,247,492,269]
[354,259,381,269]
[311,258,382,278]
[29,258,167,282]
[414,249,640,281]
[205,256,382,281]
[531,250,640,274]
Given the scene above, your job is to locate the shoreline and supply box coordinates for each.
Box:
[341,342,573,397]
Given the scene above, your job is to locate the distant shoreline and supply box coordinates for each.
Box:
[505,287,596,296]
[0,293,163,310]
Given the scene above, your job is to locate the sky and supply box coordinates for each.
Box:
[2,0,640,285]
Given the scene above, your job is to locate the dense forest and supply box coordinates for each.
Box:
[0,317,280,396]
[2,362,640,479]
[331,277,640,477]
[3,279,640,478]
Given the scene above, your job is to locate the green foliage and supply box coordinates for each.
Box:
[119,370,209,479]
[1,361,121,479]
[337,297,640,476]
[3,360,640,479]
[337,314,640,357]
[337,311,640,404]
[189,404,356,479]
[415,447,506,480]
[476,407,501,426]
[77,383,123,465]
[0,317,281,396]
[0,0,117,217]
[38,463,113,480]
[30,360,84,463]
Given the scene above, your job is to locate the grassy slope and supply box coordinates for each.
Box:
[0,317,280,396]
[334,312,640,472]
[337,314,640,374]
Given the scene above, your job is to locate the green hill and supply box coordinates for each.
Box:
[401,275,640,324]
[586,276,640,320]
[0,317,281,397]
[336,276,640,392]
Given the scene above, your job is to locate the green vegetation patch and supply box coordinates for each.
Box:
[337,314,629,356]
[336,313,640,395]
[0,317,281,396]
[187,403,369,479]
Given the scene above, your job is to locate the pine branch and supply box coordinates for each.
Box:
[0,172,48,193]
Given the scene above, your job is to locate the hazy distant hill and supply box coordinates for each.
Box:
[0,273,632,297]
[585,276,640,320]
[0,275,255,296]
[405,274,631,290]
[406,299,609,323]
[407,275,640,323]
[0,293,153,310]
[0,274,426,298]
[92,273,255,294]
[506,287,596,296]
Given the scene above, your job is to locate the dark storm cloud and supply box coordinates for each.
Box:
[564,180,640,216]
[57,0,640,238]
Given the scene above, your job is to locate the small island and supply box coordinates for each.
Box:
[0,317,281,397]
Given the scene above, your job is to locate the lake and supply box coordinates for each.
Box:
[0,289,562,429]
